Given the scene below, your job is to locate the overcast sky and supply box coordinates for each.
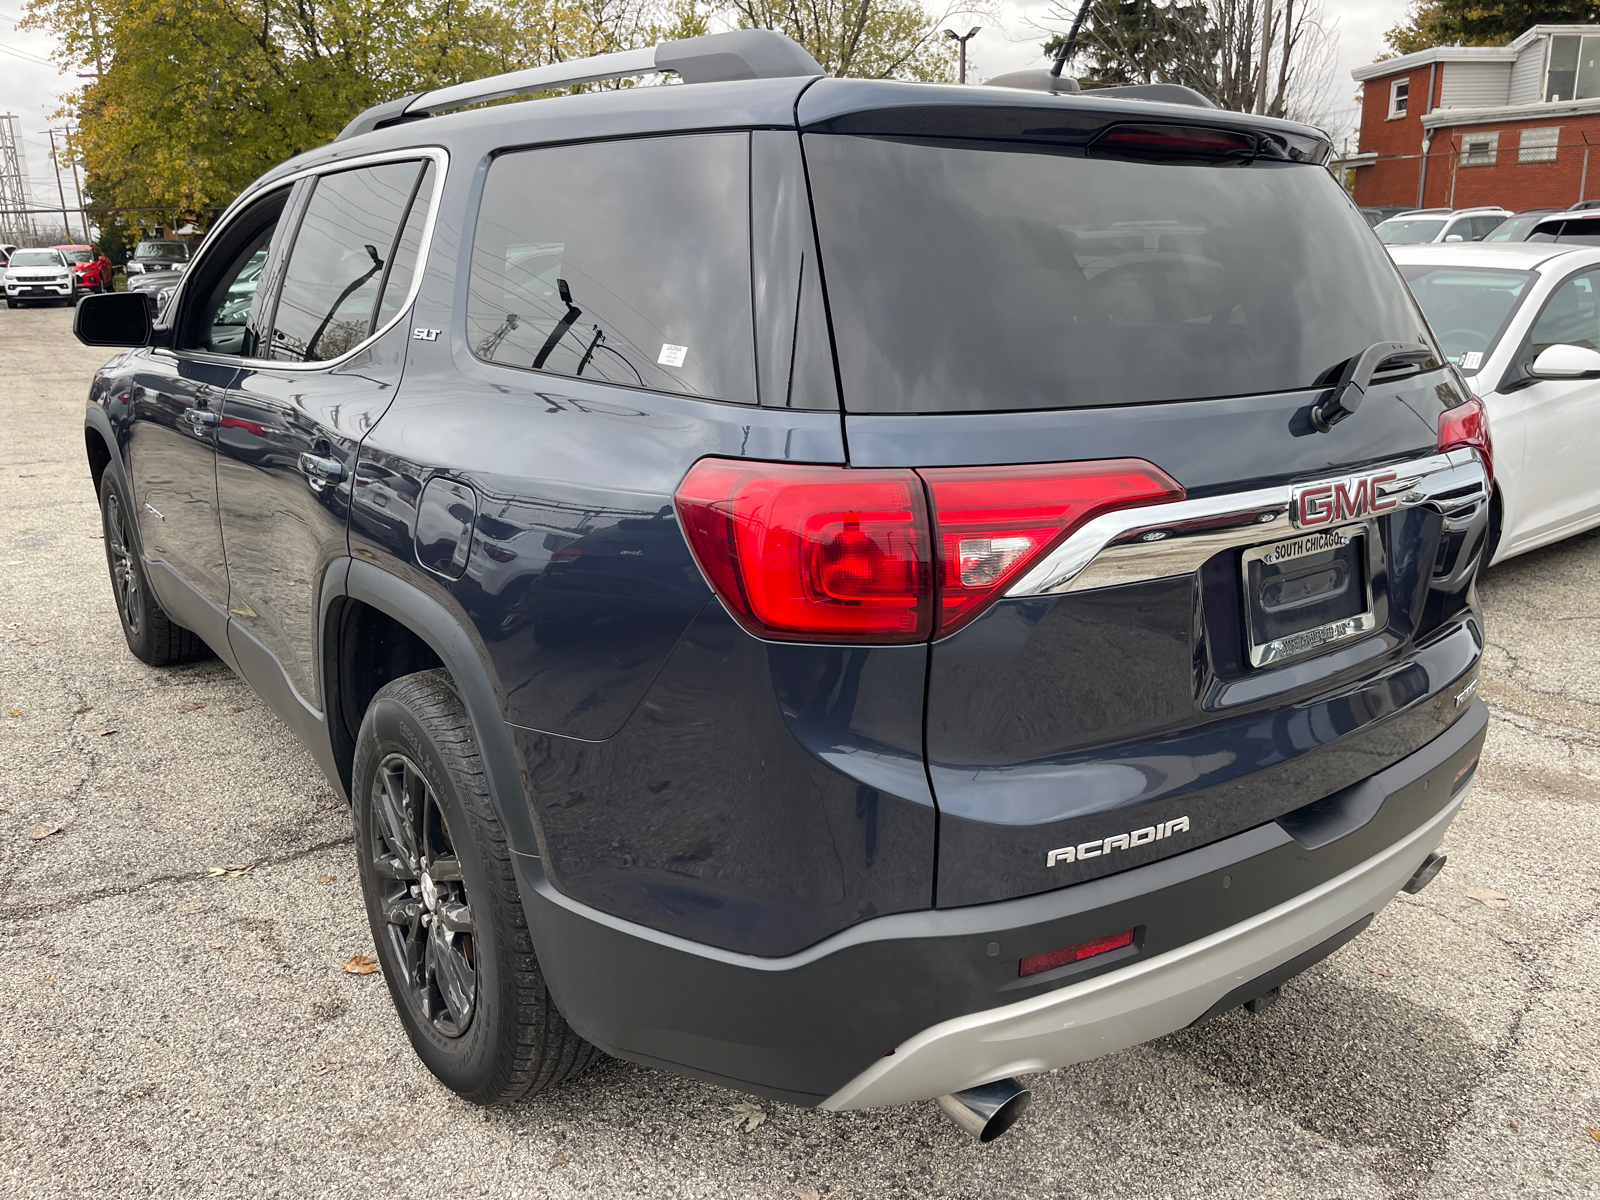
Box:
[0,0,1402,222]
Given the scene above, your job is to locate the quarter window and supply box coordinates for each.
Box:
[466,133,755,403]
[270,160,432,363]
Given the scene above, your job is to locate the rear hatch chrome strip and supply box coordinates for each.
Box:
[1006,449,1489,597]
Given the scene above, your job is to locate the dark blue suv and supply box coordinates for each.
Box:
[75,30,1491,1141]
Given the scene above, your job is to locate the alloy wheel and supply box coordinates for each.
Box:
[369,752,478,1037]
[104,491,140,637]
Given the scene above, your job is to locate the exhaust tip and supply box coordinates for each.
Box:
[936,1078,1033,1143]
[1403,851,1447,894]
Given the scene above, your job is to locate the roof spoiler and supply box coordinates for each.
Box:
[336,29,825,141]
[985,71,1216,109]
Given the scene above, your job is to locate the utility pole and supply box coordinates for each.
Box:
[44,127,76,242]
[67,136,88,242]
[945,26,981,85]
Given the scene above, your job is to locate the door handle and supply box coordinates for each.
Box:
[187,407,220,428]
[298,453,347,484]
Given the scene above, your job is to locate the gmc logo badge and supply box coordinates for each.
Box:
[1293,470,1400,529]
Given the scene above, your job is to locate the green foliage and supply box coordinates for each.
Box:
[720,0,957,80]
[1043,0,1212,90]
[1384,0,1600,56]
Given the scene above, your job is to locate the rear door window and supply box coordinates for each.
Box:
[804,136,1430,413]
[467,133,755,403]
[269,160,430,362]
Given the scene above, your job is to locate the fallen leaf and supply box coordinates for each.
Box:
[47,973,55,983]
[74,704,92,715]
[310,1059,351,1077]
[1366,966,1394,977]
[206,867,228,877]
[6,711,21,717]
[1464,887,1510,909]
[182,906,203,915]
[206,943,225,952]
[726,1101,767,1133]
[551,1155,570,1167]
[1589,1127,1600,1143]
[227,705,244,713]
[29,825,62,840]
[342,954,380,975]
[88,728,118,738]
[317,875,336,884]
[175,701,205,713]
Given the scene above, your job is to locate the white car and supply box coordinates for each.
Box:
[1376,207,1512,246]
[4,247,75,308]
[1390,241,1600,564]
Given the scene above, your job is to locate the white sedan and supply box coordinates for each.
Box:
[1389,242,1600,565]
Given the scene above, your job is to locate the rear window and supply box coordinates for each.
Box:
[805,136,1428,413]
[1375,218,1447,244]
[1527,218,1600,245]
[134,242,189,261]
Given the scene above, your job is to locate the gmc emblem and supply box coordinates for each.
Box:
[1293,470,1400,529]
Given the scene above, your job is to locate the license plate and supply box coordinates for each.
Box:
[1241,524,1375,667]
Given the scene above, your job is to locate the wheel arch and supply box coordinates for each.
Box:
[331,559,541,860]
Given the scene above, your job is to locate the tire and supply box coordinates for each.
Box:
[98,472,209,665]
[4,299,15,309]
[352,670,599,1104]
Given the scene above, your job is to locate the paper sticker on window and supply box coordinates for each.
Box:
[1460,351,1482,369]
[658,343,688,367]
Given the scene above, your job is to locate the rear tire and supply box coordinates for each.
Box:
[98,472,209,666]
[352,670,600,1104]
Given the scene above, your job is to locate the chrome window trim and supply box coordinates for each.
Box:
[155,146,448,373]
[1005,449,1490,598]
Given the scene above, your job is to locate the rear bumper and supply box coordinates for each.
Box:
[820,785,1462,1109]
[513,699,1486,1107]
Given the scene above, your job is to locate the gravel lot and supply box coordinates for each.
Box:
[2,298,1598,1200]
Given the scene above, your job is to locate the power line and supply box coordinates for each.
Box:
[0,40,54,65]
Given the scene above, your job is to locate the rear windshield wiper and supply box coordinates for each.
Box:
[1313,341,1434,432]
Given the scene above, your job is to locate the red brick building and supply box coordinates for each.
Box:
[1348,26,1600,210]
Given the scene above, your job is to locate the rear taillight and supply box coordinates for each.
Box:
[674,457,1183,645]
[920,461,1184,636]
[1438,395,1493,485]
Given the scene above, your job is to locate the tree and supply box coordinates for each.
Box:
[718,0,967,79]
[1041,0,1339,124]
[1385,0,1600,56]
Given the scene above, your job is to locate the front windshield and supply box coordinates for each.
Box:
[1484,214,1545,242]
[11,249,62,267]
[134,242,189,261]
[60,248,93,263]
[1398,264,1534,371]
[1377,218,1447,244]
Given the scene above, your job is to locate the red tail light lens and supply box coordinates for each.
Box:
[1438,396,1493,485]
[920,460,1184,637]
[1018,928,1136,978]
[675,457,1184,645]
[674,460,932,644]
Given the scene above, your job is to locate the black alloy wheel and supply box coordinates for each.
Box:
[352,671,599,1103]
[97,472,207,666]
[368,751,479,1038]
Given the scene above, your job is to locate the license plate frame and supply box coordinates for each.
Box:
[1241,522,1376,667]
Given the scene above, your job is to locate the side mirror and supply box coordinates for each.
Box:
[74,291,155,348]
[1444,234,1465,242]
[1528,342,1600,379]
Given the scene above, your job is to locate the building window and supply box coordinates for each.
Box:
[1520,127,1560,163]
[1546,34,1600,102]
[1461,132,1499,167]
[1390,78,1410,118]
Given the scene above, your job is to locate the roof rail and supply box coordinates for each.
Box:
[336,29,824,141]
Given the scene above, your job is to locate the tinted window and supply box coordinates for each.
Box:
[134,242,189,261]
[1525,270,1600,363]
[1484,214,1544,242]
[467,133,755,403]
[270,160,425,362]
[806,136,1428,413]
[373,161,434,333]
[10,249,63,267]
[1397,265,1533,371]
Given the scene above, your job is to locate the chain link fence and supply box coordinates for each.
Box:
[1341,130,1600,212]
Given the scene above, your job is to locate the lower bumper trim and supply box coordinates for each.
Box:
[818,787,1465,1111]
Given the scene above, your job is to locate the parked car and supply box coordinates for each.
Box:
[1360,204,1413,226]
[1525,209,1600,244]
[0,246,10,286]
[5,247,75,307]
[55,243,114,292]
[124,268,182,314]
[1392,241,1600,564]
[123,239,192,279]
[1567,198,1600,210]
[70,29,1492,1142]
[1483,208,1563,242]
[1376,206,1511,245]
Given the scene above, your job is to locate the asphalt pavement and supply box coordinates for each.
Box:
[2,299,1597,1199]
